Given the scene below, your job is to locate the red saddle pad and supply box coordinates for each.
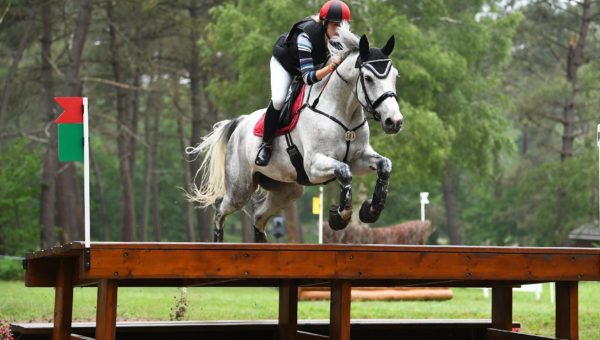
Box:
[253,85,306,137]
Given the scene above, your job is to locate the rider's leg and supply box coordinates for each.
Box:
[255,57,292,166]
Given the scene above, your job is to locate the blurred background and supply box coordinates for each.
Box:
[0,0,599,263]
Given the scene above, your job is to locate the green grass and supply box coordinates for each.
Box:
[1,281,599,339]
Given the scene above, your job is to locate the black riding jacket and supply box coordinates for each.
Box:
[272,17,329,77]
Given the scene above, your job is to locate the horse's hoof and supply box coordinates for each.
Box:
[214,228,224,243]
[254,227,268,243]
[329,206,351,231]
[359,199,381,224]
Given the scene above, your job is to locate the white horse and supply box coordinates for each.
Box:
[187,25,403,242]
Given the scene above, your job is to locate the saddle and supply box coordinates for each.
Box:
[253,78,305,137]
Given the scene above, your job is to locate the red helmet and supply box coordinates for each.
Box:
[319,0,351,23]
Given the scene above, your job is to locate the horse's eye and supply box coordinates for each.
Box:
[365,76,374,83]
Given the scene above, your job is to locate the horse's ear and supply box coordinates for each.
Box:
[381,35,395,57]
[359,34,370,62]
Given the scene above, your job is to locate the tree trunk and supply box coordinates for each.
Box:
[284,203,302,243]
[52,0,92,244]
[556,0,591,243]
[129,26,141,176]
[107,0,136,241]
[39,0,56,249]
[90,148,110,241]
[175,90,196,242]
[188,4,214,242]
[0,4,36,128]
[442,164,462,245]
[151,97,162,242]
[140,91,154,242]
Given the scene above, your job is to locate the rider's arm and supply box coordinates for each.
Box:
[298,33,338,85]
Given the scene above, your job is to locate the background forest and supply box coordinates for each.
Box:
[1,0,599,260]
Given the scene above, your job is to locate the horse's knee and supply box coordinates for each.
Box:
[334,163,352,186]
[377,157,392,179]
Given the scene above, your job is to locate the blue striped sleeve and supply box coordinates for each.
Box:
[297,33,319,85]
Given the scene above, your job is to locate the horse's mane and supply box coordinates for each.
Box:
[328,22,360,59]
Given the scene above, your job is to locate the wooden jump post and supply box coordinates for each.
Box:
[23,242,600,340]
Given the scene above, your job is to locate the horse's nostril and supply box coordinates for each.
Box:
[385,118,394,127]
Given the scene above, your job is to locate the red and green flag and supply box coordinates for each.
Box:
[54,96,92,254]
[55,97,84,162]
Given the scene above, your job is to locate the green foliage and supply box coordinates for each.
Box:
[0,257,24,281]
[0,139,41,255]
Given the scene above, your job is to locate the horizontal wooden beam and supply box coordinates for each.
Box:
[27,242,600,259]
[486,328,565,340]
[75,247,600,282]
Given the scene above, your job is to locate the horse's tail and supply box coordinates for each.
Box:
[185,117,243,207]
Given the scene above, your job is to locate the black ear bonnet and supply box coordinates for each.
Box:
[355,48,392,78]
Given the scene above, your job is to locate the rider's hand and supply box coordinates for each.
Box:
[327,56,342,73]
[331,55,342,67]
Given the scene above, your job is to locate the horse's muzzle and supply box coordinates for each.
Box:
[383,117,403,134]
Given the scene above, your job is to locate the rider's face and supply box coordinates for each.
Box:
[326,22,341,39]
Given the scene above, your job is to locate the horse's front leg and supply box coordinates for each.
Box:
[350,148,392,224]
[308,154,353,230]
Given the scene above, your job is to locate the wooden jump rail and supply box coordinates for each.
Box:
[23,242,600,340]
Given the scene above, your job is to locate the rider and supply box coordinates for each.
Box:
[255,0,351,166]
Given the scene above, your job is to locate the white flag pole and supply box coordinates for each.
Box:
[83,98,91,265]
[420,192,429,222]
[318,186,324,244]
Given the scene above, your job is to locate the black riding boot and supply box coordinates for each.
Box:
[255,102,281,166]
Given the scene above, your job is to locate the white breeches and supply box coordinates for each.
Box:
[270,57,293,110]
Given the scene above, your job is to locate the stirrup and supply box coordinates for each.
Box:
[255,142,273,166]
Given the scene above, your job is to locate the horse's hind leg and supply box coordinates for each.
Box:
[214,171,257,242]
[252,181,304,243]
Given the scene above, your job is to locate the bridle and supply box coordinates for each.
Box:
[295,55,398,163]
[336,57,398,121]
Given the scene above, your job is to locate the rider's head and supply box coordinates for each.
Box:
[319,0,351,39]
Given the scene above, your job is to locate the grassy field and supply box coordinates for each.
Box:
[1,281,598,339]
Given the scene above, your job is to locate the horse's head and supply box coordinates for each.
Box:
[354,34,403,134]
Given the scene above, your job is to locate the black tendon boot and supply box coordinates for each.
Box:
[255,102,281,166]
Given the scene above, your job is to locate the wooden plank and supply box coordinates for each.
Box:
[329,280,352,340]
[492,287,512,330]
[70,334,95,340]
[297,330,329,339]
[95,279,118,340]
[278,280,298,339]
[26,242,83,259]
[78,247,600,281]
[71,242,600,256]
[95,278,539,289]
[52,259,74,340]
[556,282,578,340]
[486,328,564,340]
